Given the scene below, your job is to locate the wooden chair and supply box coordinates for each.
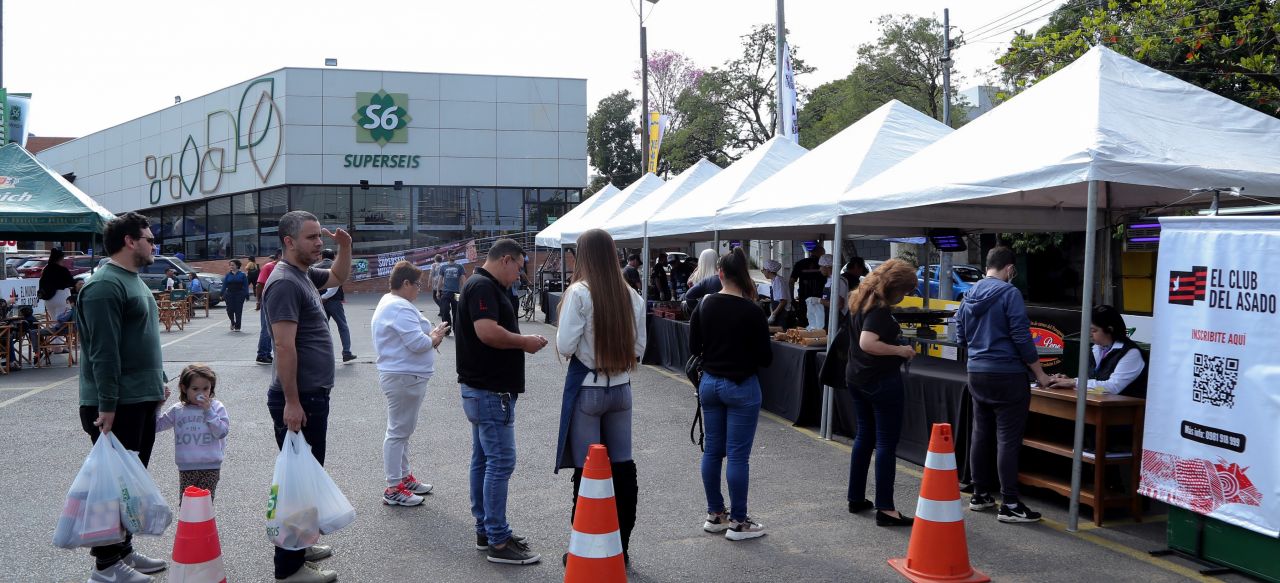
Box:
[0,325,11,374]
[189,292,210,318]
[158,292,188,332]
[35,320,78,368]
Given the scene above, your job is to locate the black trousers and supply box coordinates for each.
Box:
[267,390,331,579]
[225,295,246,329]
[79,401,160,570]
[968,372,1031,502]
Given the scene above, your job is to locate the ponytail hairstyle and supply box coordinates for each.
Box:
[717,247,754,296]
[848,259,918,315]
[565,229,637,375]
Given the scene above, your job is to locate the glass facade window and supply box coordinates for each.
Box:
[292,186,351,233]
[159,206,183,256]
[182,201,208,260]
[415,187,467,247]
[496,188,524,233]
[207,197,232,259]
[468,188,497,238]
[259,187,288,257]
[352,185,411,256]
[232,192,259,259]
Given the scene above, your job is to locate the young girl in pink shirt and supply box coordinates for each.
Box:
[157,364,230,500]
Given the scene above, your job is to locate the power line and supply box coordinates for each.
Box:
[967,7,1062,44]
[965,0,1060,37]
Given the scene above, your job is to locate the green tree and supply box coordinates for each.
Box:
[587,90,642,189]
[662,71,736,173]
[717,24,816,151]
[998,0,1280,117]
[797,14,964,148]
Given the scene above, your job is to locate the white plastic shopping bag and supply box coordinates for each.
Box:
[53,436,126,549]
[108,434,172,536]
[806,297,826,332]
[266,431,355,550]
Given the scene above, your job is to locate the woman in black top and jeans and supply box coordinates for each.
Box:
[689,248,772,540]
[845,259,919,526]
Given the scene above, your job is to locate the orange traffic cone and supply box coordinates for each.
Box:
[564,444,626,583]
[888,423,990,583]
[170,486,226,583]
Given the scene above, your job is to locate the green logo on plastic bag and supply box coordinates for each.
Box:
[266,484,279,520]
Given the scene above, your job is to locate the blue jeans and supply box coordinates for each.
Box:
[460,385,517,545]
[568,384,633,467]
[699,373,761,522]
[847,373,905,511]
[323,300,352,355]
[257,308,273,359]
[267,389,331,578]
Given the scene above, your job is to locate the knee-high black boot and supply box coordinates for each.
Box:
[569,467,585,524]
[612,461,638,564]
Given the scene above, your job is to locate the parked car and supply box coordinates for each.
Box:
[916,264,983,299]
[82,255,222,306]
[17,254,94,279]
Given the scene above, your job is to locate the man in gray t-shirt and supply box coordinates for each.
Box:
[262,210,352,582]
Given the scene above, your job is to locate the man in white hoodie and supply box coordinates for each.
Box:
[371,261,450,507]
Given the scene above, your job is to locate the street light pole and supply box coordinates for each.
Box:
[775,0,785,137]
[639,0,652,175]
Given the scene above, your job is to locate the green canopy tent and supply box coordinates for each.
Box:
[0,143,116,239]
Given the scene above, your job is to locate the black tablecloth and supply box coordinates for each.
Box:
[758,342,824,424]
[822,354,971,472]
[645,316,691,371]
[542,291,562,324]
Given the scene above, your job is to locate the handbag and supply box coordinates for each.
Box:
[818,312,852,389]
[685,353,705,452]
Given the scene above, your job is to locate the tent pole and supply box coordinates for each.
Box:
[821,220,843,440]
[642,222,650,302]
[560,244,566,291]
[1068,180,1100,532]
[714,230,720,253]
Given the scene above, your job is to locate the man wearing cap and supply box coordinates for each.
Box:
[762,259,790,326]
[818,254,849,324]
[791,245,826,326]
[316,249,356,363]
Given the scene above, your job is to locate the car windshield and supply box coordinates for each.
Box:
[169,257,198,274]
[20,260,46,268]
[954,267,982,283]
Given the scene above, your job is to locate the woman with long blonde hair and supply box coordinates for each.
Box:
[554,228,647,563]
[844,259,919,526]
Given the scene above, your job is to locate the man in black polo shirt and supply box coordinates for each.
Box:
[456,239,548,565]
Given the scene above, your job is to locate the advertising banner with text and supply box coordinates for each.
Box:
[1138,217,1280,538]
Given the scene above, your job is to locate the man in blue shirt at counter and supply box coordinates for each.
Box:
[956,246,1053,524]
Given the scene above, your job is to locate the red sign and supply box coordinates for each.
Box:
[1029,321,1065,367]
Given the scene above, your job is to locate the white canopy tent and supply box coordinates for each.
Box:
[534,183,619,248]
[605,158,723,245]
[715,100,954,242]
[559,173,665,246]
[836,45,1280,530]
[638,137,809,246]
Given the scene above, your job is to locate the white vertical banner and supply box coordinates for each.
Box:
[7,94,31,147]
[1138,216,1280,537]
[780,42,799,142]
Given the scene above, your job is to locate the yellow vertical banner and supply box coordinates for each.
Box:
[647,111,669,174]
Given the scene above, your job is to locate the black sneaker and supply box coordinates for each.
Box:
[997,502,1043,523]
[475,532,527,551]
[486,537,540,565]
[256,356,273,365]
[969,493,997,511]
[342,353,357,363]
[848,499,874,514]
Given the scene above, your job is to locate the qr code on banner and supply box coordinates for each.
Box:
[1192,353,1239,408]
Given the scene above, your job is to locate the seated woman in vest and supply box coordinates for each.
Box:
[1047,304,1146,397]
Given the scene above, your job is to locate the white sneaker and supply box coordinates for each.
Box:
[87,561,153,583]
[276,562,337,583]
[400,474,433,495]
[702,511,732,533]
[120,551,167,574]
[725,517,766,541]
[383,484,424,506]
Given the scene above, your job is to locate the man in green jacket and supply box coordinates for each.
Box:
[77,211,170,583]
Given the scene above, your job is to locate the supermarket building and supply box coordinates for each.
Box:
[35,67,589,261]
